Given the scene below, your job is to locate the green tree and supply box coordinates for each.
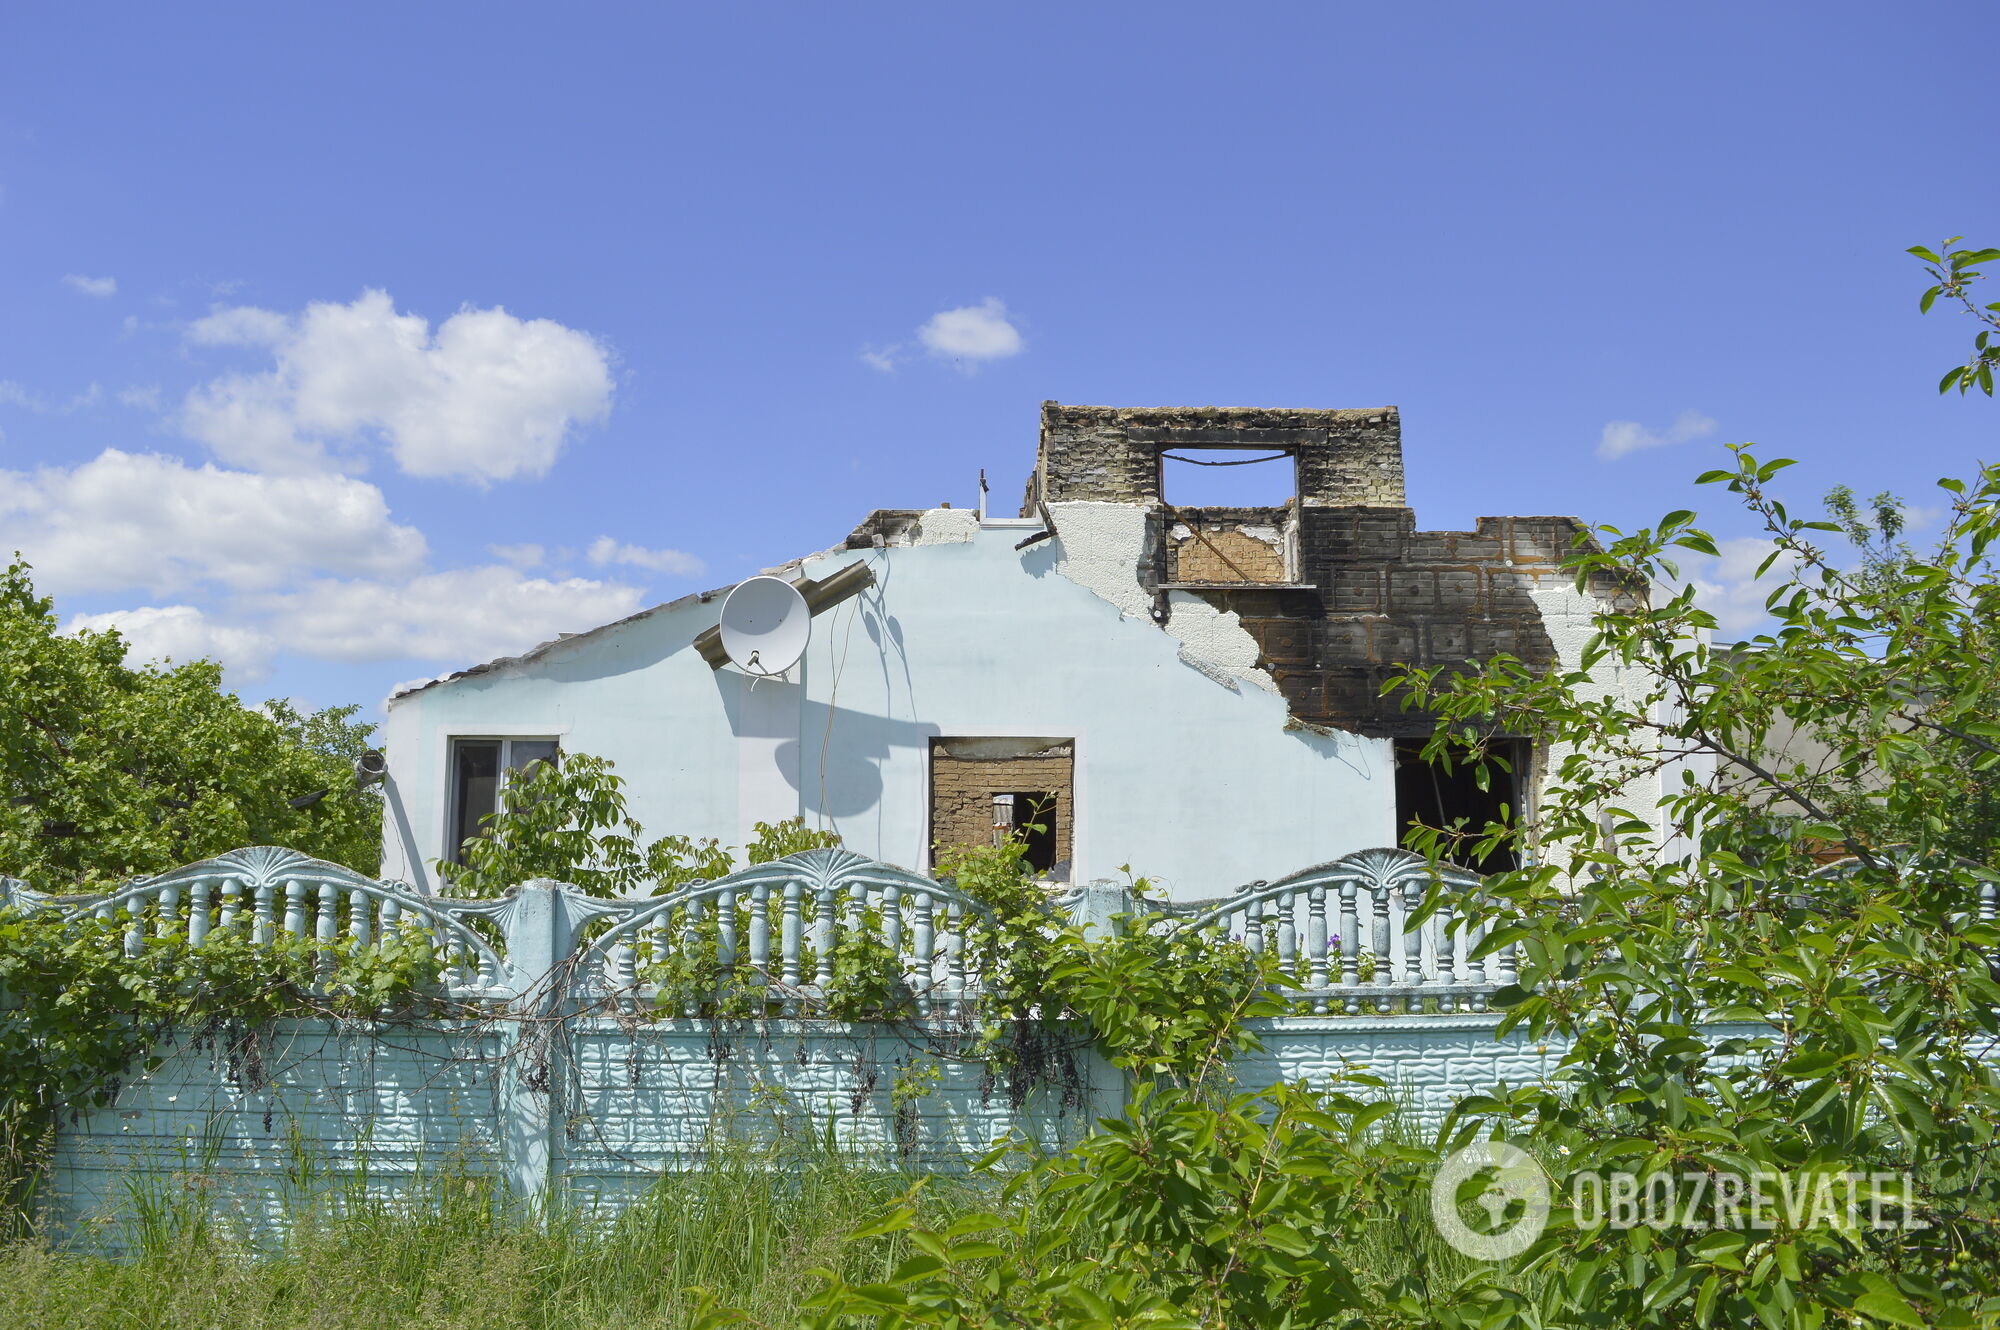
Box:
[1911,237,2000,396]
[436,745,839,897]
[0,560,381,890]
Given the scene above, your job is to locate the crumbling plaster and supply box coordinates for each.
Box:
[1045,501,1279,694]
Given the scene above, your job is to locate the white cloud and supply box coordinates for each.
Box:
[250,567,647,663]
[65,604,275,678]
[917,297,1024,365]
[1597,410,1717,461]
[0,448,426,597]
[0,380,102,414]
[587,536,705,577]
[63,274,117,298]
[487,542,546,569]
[859,345,901,373]
[1670,536,1802,637]
[180,289,615,484]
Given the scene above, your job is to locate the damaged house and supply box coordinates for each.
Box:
[379,402,1666,899]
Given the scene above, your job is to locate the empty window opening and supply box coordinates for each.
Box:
[448,737,559,864]
[996,791,1060,875]
[930,738,1074,881]
[1161,448,1297,508]
[1393,738,1526,873]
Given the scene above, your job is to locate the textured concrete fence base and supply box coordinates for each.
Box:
[43,1013,1575,1248]
[43,1018,1125,1248]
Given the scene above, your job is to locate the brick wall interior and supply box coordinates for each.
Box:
[1167,520,1289,584]
[930,743,1074,875]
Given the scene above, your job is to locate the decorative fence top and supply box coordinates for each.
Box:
[0,845,1505,1016]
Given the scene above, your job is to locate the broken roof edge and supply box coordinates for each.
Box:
[386,507,955,705]
[1041,401,1399,430]
[383,578,739,705]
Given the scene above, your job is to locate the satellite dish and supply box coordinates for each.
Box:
[718,576,811,676]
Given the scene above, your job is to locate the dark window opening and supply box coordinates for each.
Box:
[1393,738,1526,873]
[448,737,560,864]
[1160,448,1297,508]
[1006,791,1060,875]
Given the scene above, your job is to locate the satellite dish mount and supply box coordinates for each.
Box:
[717,576,811,677]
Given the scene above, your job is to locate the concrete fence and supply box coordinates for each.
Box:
[2,844,1539,1243]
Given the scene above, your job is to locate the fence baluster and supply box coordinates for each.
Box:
[1495,904,1519,993]
[348,885,370,952]
[378,894,400,948]
[218,879,241,934]
[1307,883,1328,1015]
[883,884,902,961]
[1402,876,1424,1014]
[946,901,966,1015]
[781,882,803,1016]
[283,878,306,938]
[124,894,145,957]
[156,883,180,941]
[1464,903,1488,1012]
[1277,888,1297,973]
[815,889,838,1003]
[718,887,738,970]
[317,881,339,982]
[912,894,934,1017]
[1434,892,1456,1014]
[749,882,770,994]
[1371,880,1392,1011]
[188,879,211,948]
[1340,880,1360,1015]
[256,881,277,945]
[845,882,866,990]
[683,898,705,1016]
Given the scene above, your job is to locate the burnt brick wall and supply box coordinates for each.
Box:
[1180,513,1607,737]
[1019,400,1627,738]
[1030,403,1405,510]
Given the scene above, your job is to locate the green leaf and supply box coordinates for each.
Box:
[1853,1290,1927,1327]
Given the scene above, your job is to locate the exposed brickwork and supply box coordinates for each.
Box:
[930,741,1074,871]
[1020,401,1633,736]
[1167,514,1289,584]
[1028,402,1405,510]
[1190,511,1612,735]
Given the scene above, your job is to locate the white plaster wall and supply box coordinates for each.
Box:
[1527,585,1716,862]
[383,517,1398,899]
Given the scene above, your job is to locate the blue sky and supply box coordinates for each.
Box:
[2,3,1995,717]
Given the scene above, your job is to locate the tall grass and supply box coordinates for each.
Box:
[0,1132,994,1330]
[0,1096,1542,1328]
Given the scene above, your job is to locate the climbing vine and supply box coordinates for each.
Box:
[0,904,442,1234]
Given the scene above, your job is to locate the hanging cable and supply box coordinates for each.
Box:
[1160,451,1290,467]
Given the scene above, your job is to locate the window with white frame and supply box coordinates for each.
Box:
[446,737,559,864]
